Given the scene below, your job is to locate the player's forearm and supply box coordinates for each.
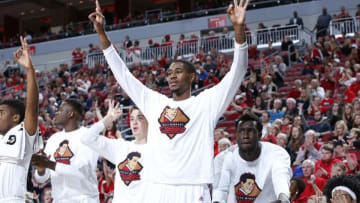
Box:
[25,67,39,135]
[234,25,246,44]
[98,30,111,50]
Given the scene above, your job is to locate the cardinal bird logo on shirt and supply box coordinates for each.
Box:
[158,106,190,139]
[118,152,143,186]
[54,140,74,165]
[234,173,262,203]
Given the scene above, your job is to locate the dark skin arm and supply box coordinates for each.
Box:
[227,0,249,44]
[89,0,111,50]
[14,37,39,136]
[32,154,56,172]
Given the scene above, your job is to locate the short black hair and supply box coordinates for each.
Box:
[64,99,84,119]
[291,177,306,196]
[0,99,25,124]
[323,175,360,202]
[173,60,196,74]
[236,113,263,136]
[59,140,69,147]
[240,173,255,183]
[127,152,141,160]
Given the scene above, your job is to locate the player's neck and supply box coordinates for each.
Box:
[64,122,79,132]
[172,90,191,101]
[239,143,261,161]
[135,136,147,144]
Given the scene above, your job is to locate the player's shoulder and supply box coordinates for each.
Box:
[261,142,289,156]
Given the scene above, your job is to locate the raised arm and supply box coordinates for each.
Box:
[89,0,162,114]
[14,36,39,136]
[205,0,250,121]
[81,100,125,163]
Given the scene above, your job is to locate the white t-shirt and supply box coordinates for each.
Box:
[103,42,248,184]
[81,122,148,203]
[35,127,99,203]
[0,122,42,201]
[213,142,292,203]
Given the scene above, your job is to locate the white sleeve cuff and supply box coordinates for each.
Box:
[235,42,247,49]
[103,44,116,56]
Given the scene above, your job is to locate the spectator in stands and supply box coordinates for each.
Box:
[337,6,350,20]
[301,64,314,76]
[344,102,354,124]
[310,79,325,99]
[309,110,332,135]
[313,8,332,38]
[299,159,327,201]
[261,111,271,138]
[281,36,296,62]
[333,120,349,142]
[290,178,306,203]
[349,73,360,96]
[277,133,296,164]
[331,162,348,177]
[295,130,321,164]
[252,96,266,116]
[268,98,283,123]
[328,103,343,129]
[224,93,248,121]
[203,55,217,73]
[356,4,360,17]
[285,97,298,117]
[203,68,220,87]
[214,128,226,156]
[273,55,287,77]
[323,175,360,203]
[262,123,279,144]
[288,126,304,153]
[333,140,358,173]
[122,35,132,48]
[261,75,277,98]
[217,137,231,154]
[289,11,303,27]
[314,144,341,180]
[264,40,276,56]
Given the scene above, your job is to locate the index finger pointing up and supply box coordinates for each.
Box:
[96,0,101,11]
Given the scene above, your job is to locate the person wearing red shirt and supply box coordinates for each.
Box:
[223,93,248,121]
[203,69,220,87]
[349,73,360,96]
[287,80,302,99]
[333,140,358,174]
[314,144,341,180]
[299,160,326,201]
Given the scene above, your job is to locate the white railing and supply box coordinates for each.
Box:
[88,25,303,66]
[330,17,360,36]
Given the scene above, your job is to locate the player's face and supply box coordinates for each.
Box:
[332,190,354,203]
[167,62,193,94]
[130,109,148,139]
[242,179,255,194]
[0,105,16,135]
[236,121,259,153]
[54,103,71,126]
[128,156,140,170]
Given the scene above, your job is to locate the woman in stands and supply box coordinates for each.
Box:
[342,103,353,129]
[288,126,304,153]
[333,120,349,142]
[328,102,343,129]
[251,96,266,116]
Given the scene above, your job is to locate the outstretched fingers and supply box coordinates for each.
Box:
[244,0,250,9]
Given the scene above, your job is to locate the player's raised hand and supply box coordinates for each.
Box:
[89,0,105,33]
[227,0,250,26]
[102,99,123,129]
[14,36,33,70]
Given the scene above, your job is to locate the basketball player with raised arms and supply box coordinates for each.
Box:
[89,0,249,202]
[81,100,148,203]
[0,37,43,202]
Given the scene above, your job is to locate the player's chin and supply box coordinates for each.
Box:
[239,143,256,152]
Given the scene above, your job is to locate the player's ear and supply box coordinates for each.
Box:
[12,114,20,124]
